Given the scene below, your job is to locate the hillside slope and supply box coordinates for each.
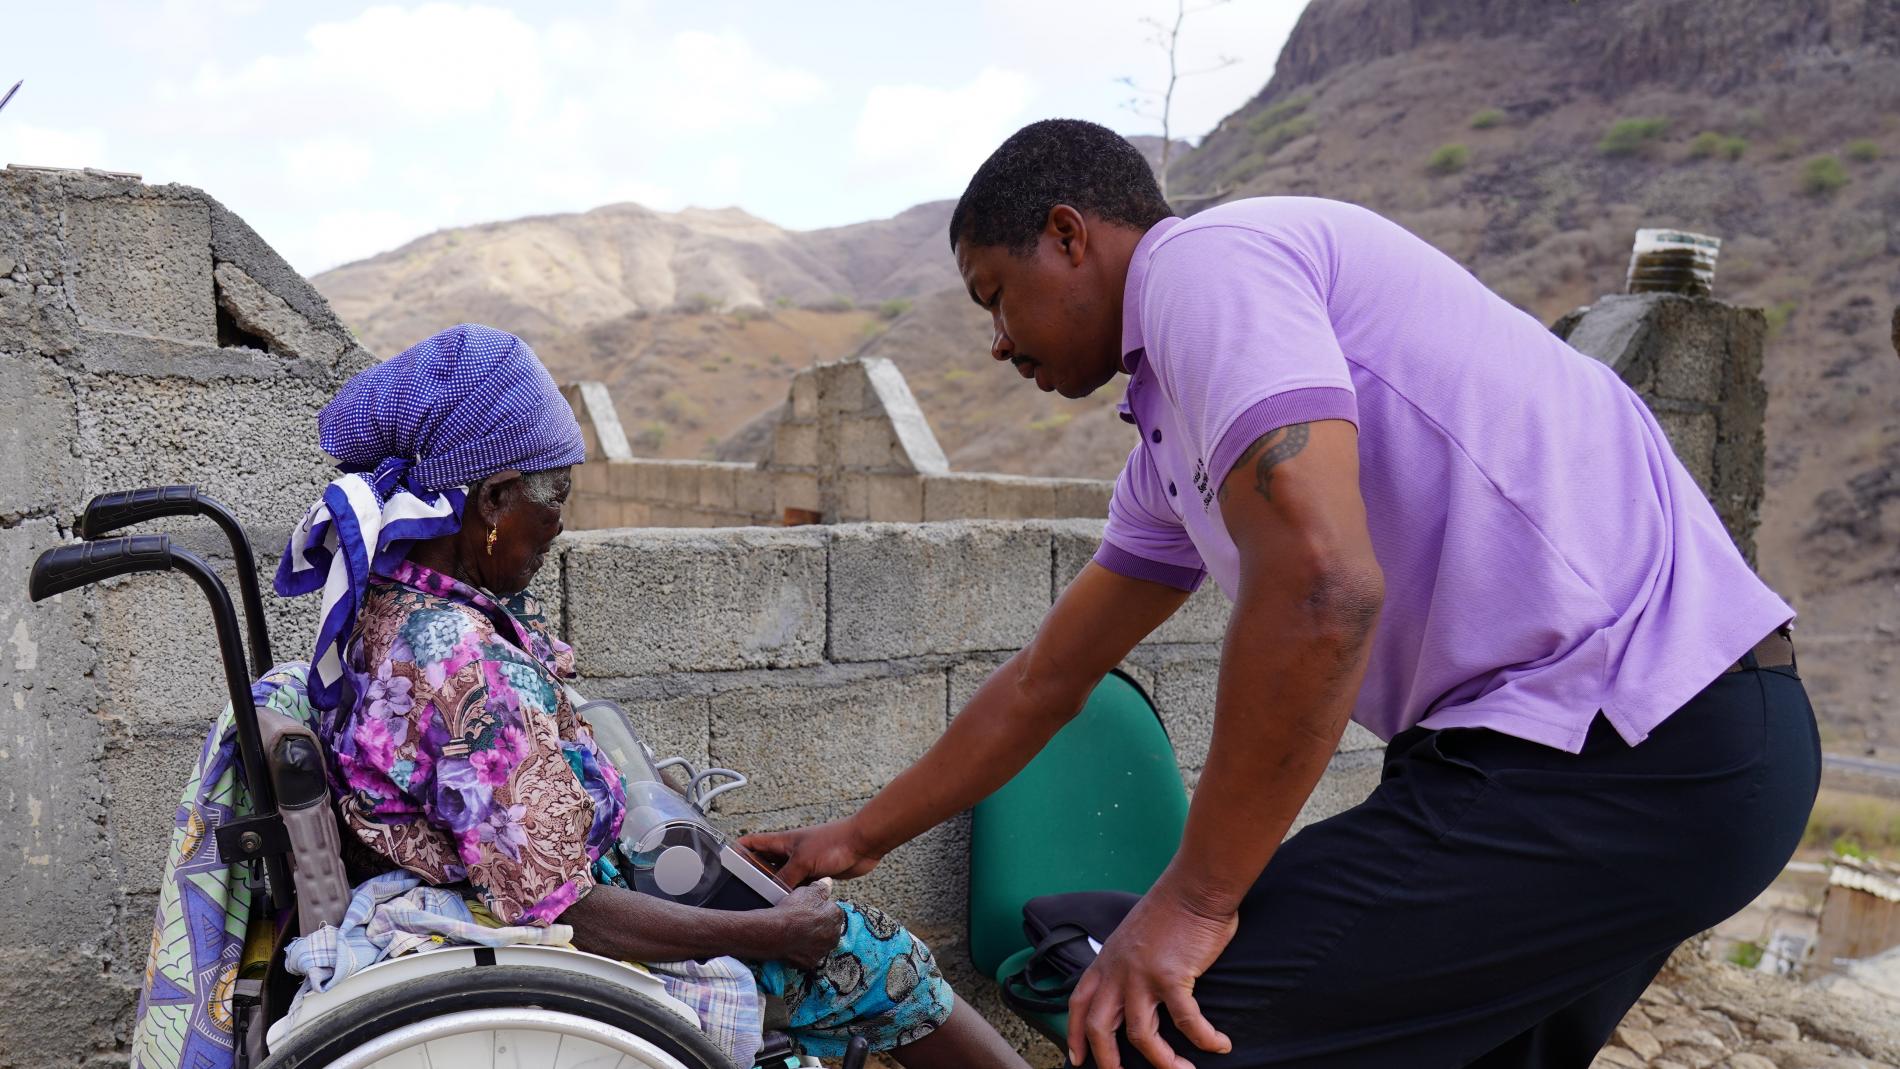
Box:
[311,0,1899,746]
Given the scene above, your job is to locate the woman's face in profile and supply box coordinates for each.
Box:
[488,467,572,595]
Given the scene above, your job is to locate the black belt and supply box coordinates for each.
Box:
[1723,627,1795,674]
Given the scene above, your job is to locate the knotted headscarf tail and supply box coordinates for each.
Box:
[275,325,587,709]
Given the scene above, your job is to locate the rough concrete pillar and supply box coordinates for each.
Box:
[766,358,949,522]
[1554,293,1769,564]
[0,166,373,1066]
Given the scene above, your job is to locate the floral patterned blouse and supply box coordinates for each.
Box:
[329,559,626,925]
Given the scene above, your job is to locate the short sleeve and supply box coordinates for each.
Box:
[1095,440,1207,592]
[1143,225,1359,491]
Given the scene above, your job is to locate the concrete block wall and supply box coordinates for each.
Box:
[560,358,1115,530]
[1555,293,1769,563]
[543,518,1386,1065]
[0,167,374,1067]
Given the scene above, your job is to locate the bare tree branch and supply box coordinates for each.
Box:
[1118,0,1242,201]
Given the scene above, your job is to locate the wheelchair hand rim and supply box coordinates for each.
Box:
[318,1007,699,1069]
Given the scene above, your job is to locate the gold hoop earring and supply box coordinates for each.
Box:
[485,526,498,556]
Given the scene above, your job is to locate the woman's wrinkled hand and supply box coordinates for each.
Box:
[765,879,846,970]
[740,817,882,887]
[1068,884,1237,1069]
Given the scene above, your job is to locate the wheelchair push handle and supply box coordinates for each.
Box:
[75,485,203,539]
[73,484,273,675]
[27,534,293,911]
[28,535,175,601]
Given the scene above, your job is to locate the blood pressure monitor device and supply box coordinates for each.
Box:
[567,688,790,910]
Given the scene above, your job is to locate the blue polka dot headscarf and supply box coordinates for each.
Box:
[275,324,586,706]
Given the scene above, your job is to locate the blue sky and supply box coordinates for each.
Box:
[3,1,1306,273]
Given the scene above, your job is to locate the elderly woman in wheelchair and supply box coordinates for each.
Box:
[94,325,1028,1069]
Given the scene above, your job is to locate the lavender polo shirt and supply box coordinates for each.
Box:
[1096,197,1793,753]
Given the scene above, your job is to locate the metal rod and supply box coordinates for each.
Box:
[170,545,290,909]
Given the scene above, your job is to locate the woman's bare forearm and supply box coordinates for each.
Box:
[562,884,786,962]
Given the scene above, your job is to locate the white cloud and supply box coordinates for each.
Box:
[16,1,1305,270]
[281,136,374,193]
[0,124,111,170]
[282,208,438,274]
[850,68,1036,186]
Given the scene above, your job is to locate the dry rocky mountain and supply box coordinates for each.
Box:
[314,0,1899,751]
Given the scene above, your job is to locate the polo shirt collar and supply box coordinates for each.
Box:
[1120,216,1183,372]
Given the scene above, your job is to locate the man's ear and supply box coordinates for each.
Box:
[1046,204,1089,266]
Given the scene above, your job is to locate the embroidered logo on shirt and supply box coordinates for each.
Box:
[1193,457,1214,510]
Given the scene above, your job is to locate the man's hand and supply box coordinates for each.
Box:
[1069,883,1236,1069]
[757,879,846,969]
[740,818,882,887]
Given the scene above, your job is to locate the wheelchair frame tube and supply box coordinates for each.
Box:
[170,545,291,909]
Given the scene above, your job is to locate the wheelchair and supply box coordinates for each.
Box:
[28,486,864,1069]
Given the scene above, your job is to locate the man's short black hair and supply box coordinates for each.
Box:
[950,119,1172,256]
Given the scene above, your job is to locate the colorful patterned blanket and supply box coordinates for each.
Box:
[129,664,316,1069]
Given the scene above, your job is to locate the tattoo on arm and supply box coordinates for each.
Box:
[1220,423,1311,505]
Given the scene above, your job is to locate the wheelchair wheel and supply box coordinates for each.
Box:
[258,965,734,1069]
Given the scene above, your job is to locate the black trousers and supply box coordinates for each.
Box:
[1095,663,1820,1068]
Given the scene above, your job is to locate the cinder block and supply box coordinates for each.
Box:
[826,472,872,523]
[0,352,84,522]
[1050,519,1229,645]
[1649,302,1729,405]
[1288,748,1381,834]
[770,421,819,469]
[983,476,1060,519]
[947,654,1012,713]
[573,689,711,772]
[563,527,827,675]
[696,464,738,510]
[648,504,709,527]
[707,669,947,813]
[566,497,615,531]
[72,371,339,534]
[66,194,217,343]
[571,457,609,496]
[1052,478,1113,518]
[631,460,670,502]
[615,500,651,528]
[1654,408,1718,494]
[1049,518,1106,590]
[0,519,114,950]
[862,359,950,474]
[774,471,820,517]
[660,462,701,505]
[866,474,924,523]
[790,370,819,421]
[1136,650,1221,775]
[102,722,207,894]
[0,947,142,1068]
[212,263,344,363]
[815,360,872,414]
[734,467,777,518]
[921,475,992,521]
[829,522,1053,661]
[838,417,902,470]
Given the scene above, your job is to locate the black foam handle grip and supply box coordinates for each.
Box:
[28,535,172,602]
[76,485,201,540]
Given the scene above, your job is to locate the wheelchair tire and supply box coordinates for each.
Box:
[257,964,735,1069]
